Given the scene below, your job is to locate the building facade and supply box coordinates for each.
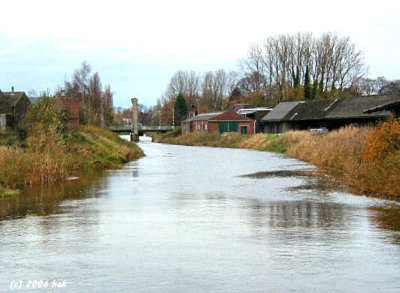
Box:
[55,98,80,129]
[182,111,255,135]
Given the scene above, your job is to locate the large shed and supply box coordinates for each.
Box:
[261,95,400,133]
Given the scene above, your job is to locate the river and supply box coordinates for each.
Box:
[1,137,400,292]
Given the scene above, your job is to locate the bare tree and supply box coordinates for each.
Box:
[200,69,237,111]
[241,32,366,102]
[64,61,114,126]
[240,44,267,92]
[166,70,200,106]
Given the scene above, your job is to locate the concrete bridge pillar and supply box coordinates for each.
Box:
[131,98,139,142]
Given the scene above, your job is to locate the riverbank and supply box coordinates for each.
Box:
[154,120,400,197]
[0,125,144,195]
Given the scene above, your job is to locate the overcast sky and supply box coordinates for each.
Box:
[0,0,399,108]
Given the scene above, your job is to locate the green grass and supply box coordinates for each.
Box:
[67,125,145,169]
[264,140,290,153]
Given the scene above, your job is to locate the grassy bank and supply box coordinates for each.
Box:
[155,120,400,197]
[0,99,144,195]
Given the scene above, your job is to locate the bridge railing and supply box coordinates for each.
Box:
[139,126,180,131]
[107,125,180,132]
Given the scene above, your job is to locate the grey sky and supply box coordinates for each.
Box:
[0,0,399,108]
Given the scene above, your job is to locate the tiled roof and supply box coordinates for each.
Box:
[182,111,255,123]
[261,102,302,121]
[1,92,28,107]
[182,112,222,123]
[261,95,400,122]
[325,95,399,119]
[364,100,400,114]
[209,111,254,122]
[288,100,337,121]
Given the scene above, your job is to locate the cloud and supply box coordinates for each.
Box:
[0,0,399,107]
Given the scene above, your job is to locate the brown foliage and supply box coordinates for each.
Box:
[363,118,400,162]
[359,119,400,195]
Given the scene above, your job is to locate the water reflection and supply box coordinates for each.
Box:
[244,199,347,230]
[1,140,400,292]
[370,206,400,244]
[0,170,106,221]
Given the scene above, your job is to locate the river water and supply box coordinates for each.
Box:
[1,137,400,292]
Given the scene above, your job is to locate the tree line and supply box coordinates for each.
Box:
[144,32,399,126]
[241,32,367,102]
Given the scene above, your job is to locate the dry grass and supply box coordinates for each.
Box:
[0,126,144,190]
[285,124,400,196]
[287,126,371,169]
[240,134,271,150]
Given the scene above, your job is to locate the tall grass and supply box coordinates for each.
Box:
[0,125,144,190]
[286,126,371,170]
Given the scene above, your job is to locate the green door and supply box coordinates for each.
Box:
[219,122,239,133]
[219,122,229,134]
[241,125,248,134]
[229,122,239,132]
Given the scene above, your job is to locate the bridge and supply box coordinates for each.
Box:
[108,125,179,134]
[111,98,178,141]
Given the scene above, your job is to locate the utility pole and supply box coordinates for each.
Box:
[131,98,139,142]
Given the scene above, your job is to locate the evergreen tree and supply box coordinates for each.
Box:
[304,66,312,100]
[312,82,318,100]
[293,66,301,88]
[174,92,188,125]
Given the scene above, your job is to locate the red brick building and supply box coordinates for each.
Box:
[55,98,80,129]
[182,111,255,135]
